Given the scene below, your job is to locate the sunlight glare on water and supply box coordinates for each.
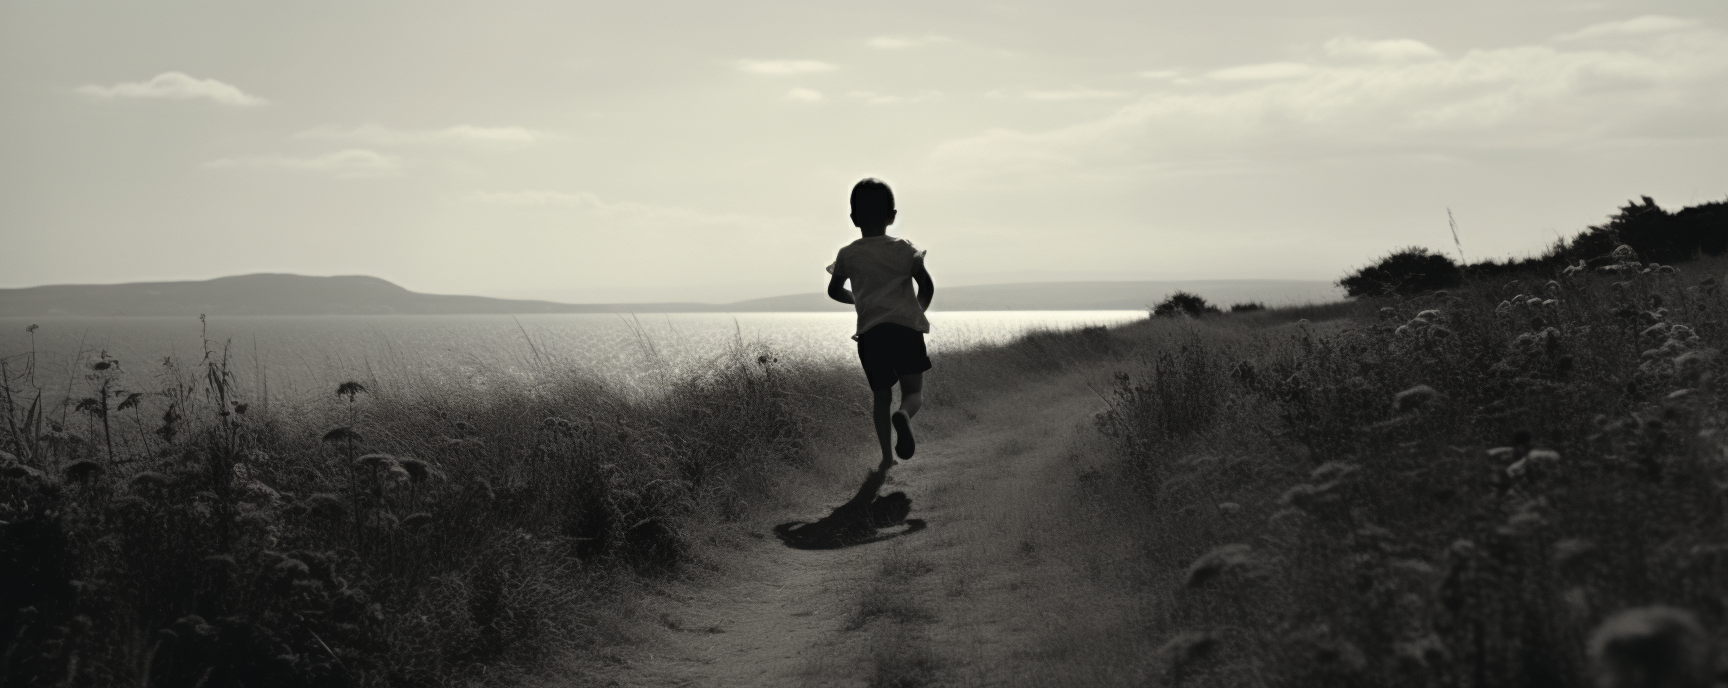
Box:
[0,311,1143,401]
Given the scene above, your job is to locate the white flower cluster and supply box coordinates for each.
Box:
[1394,309,1454,340]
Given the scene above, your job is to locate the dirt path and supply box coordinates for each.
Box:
[603,370,1137,688]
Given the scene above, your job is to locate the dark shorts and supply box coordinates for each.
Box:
[856,323,932,390]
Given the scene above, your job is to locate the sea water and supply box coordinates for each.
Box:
[0,311,1143,401]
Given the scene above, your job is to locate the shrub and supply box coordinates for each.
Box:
[1153,291,1222,318]
[1229,302,1265,313]
[1338,246,1462,297]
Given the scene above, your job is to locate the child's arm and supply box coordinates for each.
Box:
[912,264,934,311]
[827,272,854,305]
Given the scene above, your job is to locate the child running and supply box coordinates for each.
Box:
[826,178,934,477]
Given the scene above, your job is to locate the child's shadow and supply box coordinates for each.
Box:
[773,470,926,549]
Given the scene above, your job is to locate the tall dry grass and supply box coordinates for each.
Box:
[0,312,1135,688]
[0,326,864,687]
[1094,250,1728,686]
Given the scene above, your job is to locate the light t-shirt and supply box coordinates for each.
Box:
[827,235,930,336]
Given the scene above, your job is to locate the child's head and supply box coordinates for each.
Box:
[850,178,896,229]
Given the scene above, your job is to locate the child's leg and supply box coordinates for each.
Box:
[897,373,923,417]
[872,383,896,471]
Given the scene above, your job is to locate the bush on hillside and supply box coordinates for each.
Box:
[1153,292,1222,318]
[1338,246,1462,297]
[1461,196,1728,279]
[1228,302,1265,313]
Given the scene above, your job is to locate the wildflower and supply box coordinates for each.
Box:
[1185,543,1256,588]
[399,457,431,483]
[1394,634,1448,670]
[202,554,238,571]
[304,493,347,518]
[1545,280,1562,292]
[64,460,104,483]
[1553,538,1597,569]
[335,381,367,399]
[322,426,361,443]
[1610,245,1637,261]
[275,558,312,579]
[1310,461,1359,482]
[127,471,169,491]
[1588,606,1714,688]
[1673,349,1718,383]
[1487,446,1516,460]
[1278,483,1336,511]
[3,463,45,480]
[1415,310,1441,322]
[355,453,394,469]
[1156,632,1217,679]
[1392,385,1440,412]
[402,512,434,532]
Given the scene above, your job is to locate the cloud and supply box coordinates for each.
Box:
[867,35,950,49]
[76,72,266,106]
[204,149,402,178]
[295,124,554,146]
[931,22,1728,181]
[786,88,824,102]
[846,89,941,105]
[471,190,756,226]
[735,59,837,75]
[1556,15,1702,41]
[1323,37,1443,61]
[1022,87,1129,101]
[1208,62,1314,81]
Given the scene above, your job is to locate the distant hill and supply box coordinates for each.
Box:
[0,274,1340,317]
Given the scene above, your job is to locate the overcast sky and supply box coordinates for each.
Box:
[3,1,1726,303]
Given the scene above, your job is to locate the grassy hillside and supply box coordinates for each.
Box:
[1086,251,1728,686]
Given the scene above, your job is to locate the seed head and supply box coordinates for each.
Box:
[275,559,311,580]
[399,457,431,483]
[127,471,169,491]
[305,493,347,518]
[1185,543,1256,588]
[1588,606,1713,688]
[321,426,362,444]
[402,512,434,532]
[1156,632,1217,679]
[335,381,367,399]
[1393,385,1440,412]
[355,453,395,469]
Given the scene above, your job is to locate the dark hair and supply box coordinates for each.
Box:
[850,178,895,221]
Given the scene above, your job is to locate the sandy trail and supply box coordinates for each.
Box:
[608,371,1117,687]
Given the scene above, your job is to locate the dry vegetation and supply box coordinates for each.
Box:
[1095,249,1728,686]
[0,330,862,687]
